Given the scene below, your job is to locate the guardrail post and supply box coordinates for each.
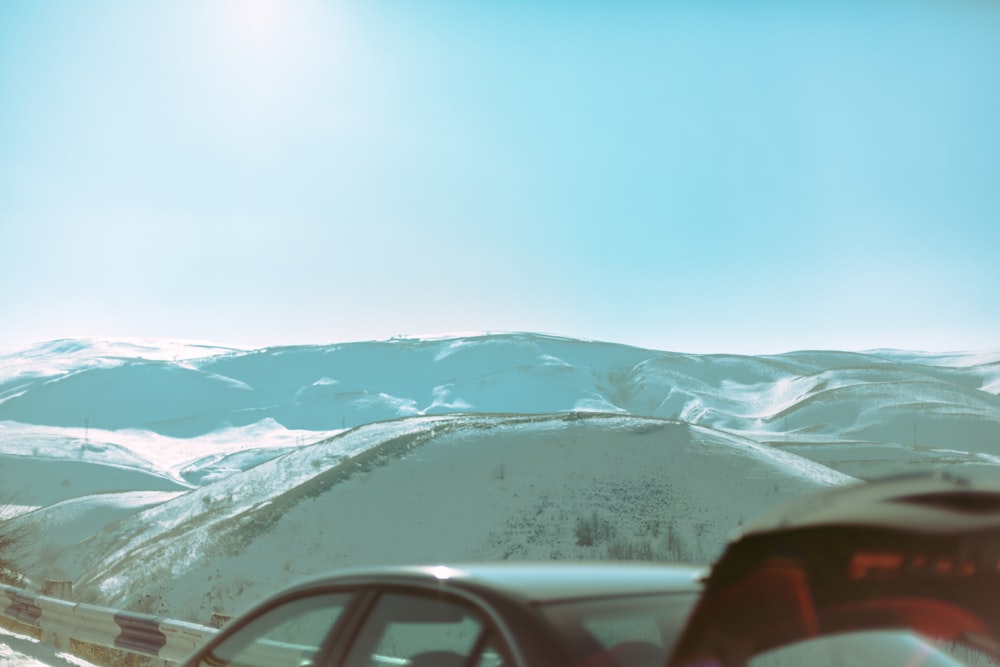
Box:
[41,580,72,598]
[39,580,73,649]
[210,612,231,628]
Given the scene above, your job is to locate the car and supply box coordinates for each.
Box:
[180,472,1000,667]
[672,470,1000,667]
[179,561,703,667]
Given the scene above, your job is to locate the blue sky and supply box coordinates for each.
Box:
[2,0,998,354]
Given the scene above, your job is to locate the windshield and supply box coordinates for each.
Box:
[748,631,991,667]
[540,592,699,667]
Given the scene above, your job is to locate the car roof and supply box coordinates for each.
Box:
[737,470,1000,537]
[293,562,706,604]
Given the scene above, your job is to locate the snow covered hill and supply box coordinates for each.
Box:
[18,413,850,622]
[1,333,998,625]
[3,334,998,475]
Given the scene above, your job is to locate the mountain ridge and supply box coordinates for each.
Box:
[2,333,997,440]
[1,332,998,622]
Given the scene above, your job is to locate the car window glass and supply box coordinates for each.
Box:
[344,592,495,667]
[747,631,970,667]
[196,592,352,667]
[583,611,663,647]
[542,594,695,667]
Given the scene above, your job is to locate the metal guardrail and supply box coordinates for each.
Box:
[1,583,216,663]
[1,584,440,666]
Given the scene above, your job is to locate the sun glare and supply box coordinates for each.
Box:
[224,0,285,50]
[192,0,343,140]
[201,0,358,93]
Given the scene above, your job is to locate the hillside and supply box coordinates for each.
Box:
[1,333,998,621]
[25,413,850,622]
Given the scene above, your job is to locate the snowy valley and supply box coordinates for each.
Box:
[1,332,999,633]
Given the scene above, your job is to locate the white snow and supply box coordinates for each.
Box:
[0,626,97,667]
[0,338,247,383]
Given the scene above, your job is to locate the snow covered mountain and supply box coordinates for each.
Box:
[1,333,999,624]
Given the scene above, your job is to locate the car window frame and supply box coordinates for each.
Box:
[332,584,520,667]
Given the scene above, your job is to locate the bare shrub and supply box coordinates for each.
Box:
[574,511,616,547]
[0,500,30,585]
[606,537,655,561]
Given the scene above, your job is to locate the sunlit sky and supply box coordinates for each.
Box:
[2,0,998,355]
